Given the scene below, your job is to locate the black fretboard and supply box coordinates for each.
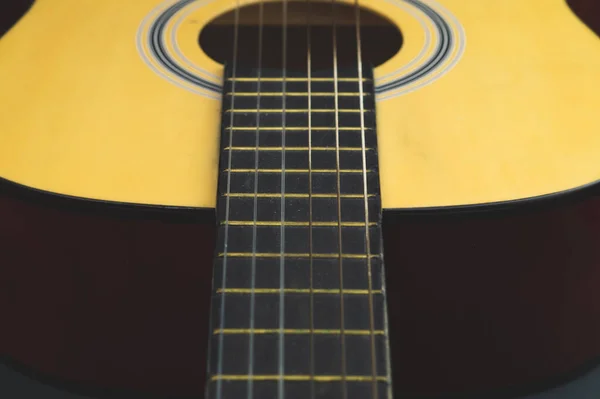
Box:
[205,65,392,399]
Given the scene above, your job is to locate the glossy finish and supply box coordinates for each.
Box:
[1,1,600,398]
[0,0,599,209]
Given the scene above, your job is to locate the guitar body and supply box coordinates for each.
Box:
[1,0,600,398]
[4,188,600,399]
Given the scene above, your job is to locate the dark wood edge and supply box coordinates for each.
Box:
[0,355,200,399]
[0,176,216,224]
[403,355,600,399]
[383,180,600,222]
[1,173,598,225]
[3,352,600,399]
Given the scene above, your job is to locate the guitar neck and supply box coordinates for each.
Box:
[205,65,392,399]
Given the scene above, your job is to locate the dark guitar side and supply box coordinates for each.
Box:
[384,191,600,398]
[1,1,600,398]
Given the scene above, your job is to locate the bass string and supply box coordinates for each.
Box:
[330,0,348,398]
[247,0,264,398]
[305,1,315,399]
[353,0,380,397]
[215,0,241,397]
[278,0,288,397]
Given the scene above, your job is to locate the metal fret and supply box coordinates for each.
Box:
[224,193,376,198]
[226,92,371,96]
[214,329,385,335]
[207,65,390,399]
[222,221,377,227]
[217,288,382,295]
[225,126,371,131]
[224,146,374,151]
[217,253,380,259]
[225,169,372,173]
[211,375,389,382]
[225,109,371,113]
[227,77,371,82]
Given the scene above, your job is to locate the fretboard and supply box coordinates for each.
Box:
[205,65,392,399]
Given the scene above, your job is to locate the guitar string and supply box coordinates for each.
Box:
[305,1,315,398]
[247,2,264,398]
[331,0,348,397]
[354,0,379,397]
[215,0,240,397]
[278,0,288,397]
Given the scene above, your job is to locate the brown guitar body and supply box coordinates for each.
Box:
[2,0,600,398]
[2,183,600,399]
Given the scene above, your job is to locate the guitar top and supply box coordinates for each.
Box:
[0,0,599,211]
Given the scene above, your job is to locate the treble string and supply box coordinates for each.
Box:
[278,0,288,397]
[331,0,348,398]
[215,0,241,398]
[247,1,264,398]
[305,0,315,398]
[354,0,382,397]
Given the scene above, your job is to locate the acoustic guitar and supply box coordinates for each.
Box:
[1,0,600,398]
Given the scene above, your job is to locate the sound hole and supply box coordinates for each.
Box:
[200,1,402,70]
[0,0,35,38]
